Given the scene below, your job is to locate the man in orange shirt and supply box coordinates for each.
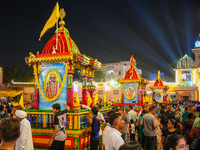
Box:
[144,102,149,112]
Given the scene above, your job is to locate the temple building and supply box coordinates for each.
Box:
[100,60,142,82]
[173,54,197,101]
[171,35,200,101]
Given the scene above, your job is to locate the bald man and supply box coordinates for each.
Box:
[45,73,60,99]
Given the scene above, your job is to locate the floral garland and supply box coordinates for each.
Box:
[87,84,96,92]
[25,57,29,65]
[33,64,68,102]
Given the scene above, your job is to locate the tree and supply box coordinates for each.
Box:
[3,66,34,84]
[94,70,106,82]
[20,68,34,82]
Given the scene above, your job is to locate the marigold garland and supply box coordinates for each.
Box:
[33,64,68,102]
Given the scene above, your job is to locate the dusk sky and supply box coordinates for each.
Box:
[1,0,200,81]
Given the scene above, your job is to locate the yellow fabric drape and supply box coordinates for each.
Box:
[104,93,106,107]
[87,93,92,107]
[19,94,24,109]
[76,92,80,104]
[0,91,23,97]
[39,2,59,40]
[94,93,98,105]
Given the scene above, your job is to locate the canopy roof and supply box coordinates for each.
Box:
[119,55,140,83]
[26,9,101,70]
[177,54,196,69]
[42,28,80,55]
[151,70,165,89]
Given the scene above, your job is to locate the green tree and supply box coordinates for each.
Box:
[94,70,106,82]
[20,68,34,82]
[3,66,22,83]
[3,66,34,83]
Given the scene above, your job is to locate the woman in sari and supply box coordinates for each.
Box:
[184,113,194,146]
[137,110,147,148]
[175,106,182,122]
[190,118,200,149]
[182,107,189,126]
[154,112,163,150]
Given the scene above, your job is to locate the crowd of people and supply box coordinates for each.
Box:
[0,99,35,150]
[0,99,200,150]
[0,101,70,150]
[77,100,200,150]
[96,100,200,150]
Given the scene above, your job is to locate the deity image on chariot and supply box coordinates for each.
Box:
[155,90,162,100]
[126,86,135,99]
[44,69,61,99]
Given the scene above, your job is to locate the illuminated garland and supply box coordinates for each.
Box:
[121,83,139,100]
[33,64,68,102]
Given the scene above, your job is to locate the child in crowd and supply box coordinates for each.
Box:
[130,119,135,141]
[48,102,69,150]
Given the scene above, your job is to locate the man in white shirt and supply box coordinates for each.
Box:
[15,110,34,150]
[128,105,137,122]
[102,110,115,150]
[132,101,139,112]
[104,113,124,150]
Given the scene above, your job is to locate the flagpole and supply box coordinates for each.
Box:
[56,20,58,49]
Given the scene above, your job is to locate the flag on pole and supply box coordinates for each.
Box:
[88,93,92,107]
[94,93,98,105]
[19,94,24,109]
[104,93,106,107]
[39,2,59,40]
[76,92,80,104]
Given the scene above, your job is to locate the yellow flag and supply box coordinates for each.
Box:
[39,2,59,40]
[19,94,24,109]
[116,96,118,103]
[94,93,98,105]
[76,92,80,104]
[88,93,92,107]
[104,93,106,107]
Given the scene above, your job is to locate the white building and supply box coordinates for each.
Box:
[100,61,142,81]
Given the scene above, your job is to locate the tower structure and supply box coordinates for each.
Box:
[150,70,167,102]
[119,56,140,104]
[26,9,101,110]
[192,34,200,67]
[173,36,198,101]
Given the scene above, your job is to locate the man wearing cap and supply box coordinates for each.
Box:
[15,110,34,150]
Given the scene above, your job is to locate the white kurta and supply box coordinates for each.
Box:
[15,118,34,150]
[104,127,124,150]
